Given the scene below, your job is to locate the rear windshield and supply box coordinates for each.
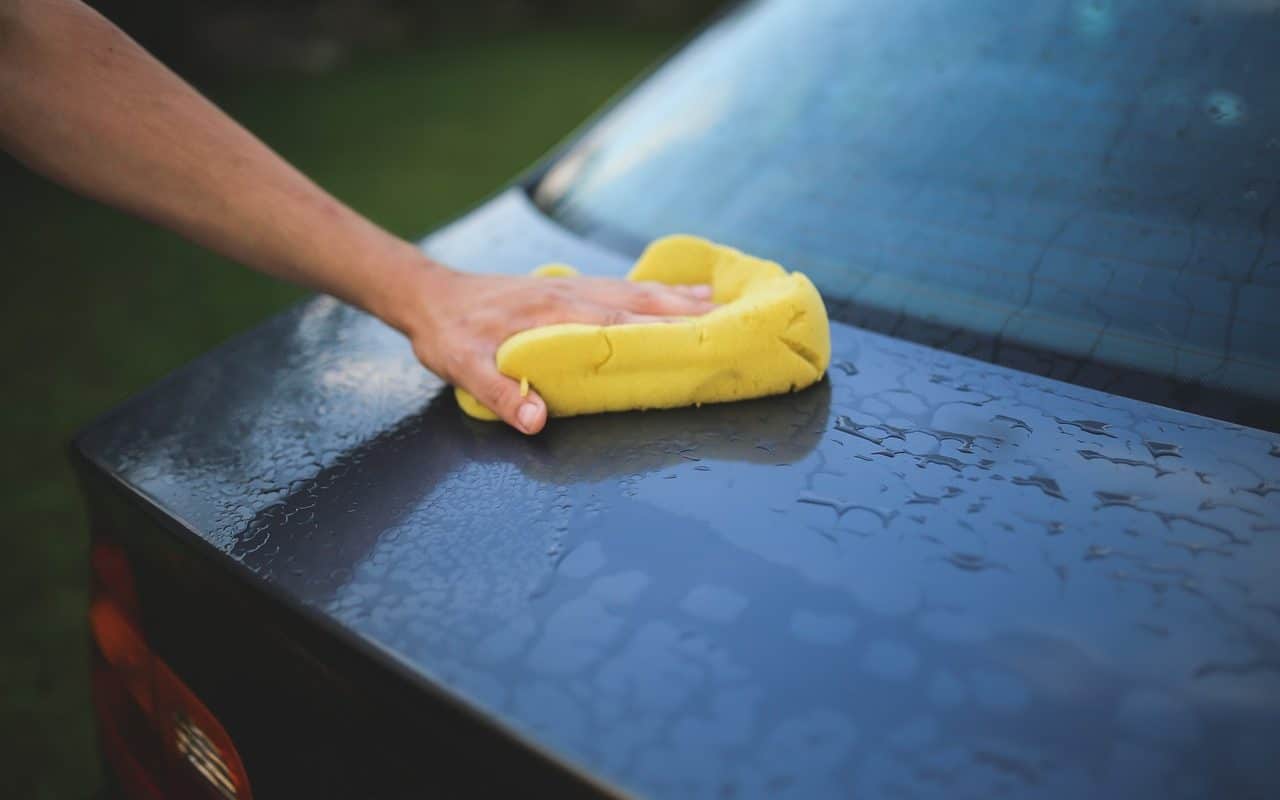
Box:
[536,0,1280,427]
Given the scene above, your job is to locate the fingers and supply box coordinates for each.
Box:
[416,272,719,434]
[461,359,547,435]
[625,281,716,316]
[532,297,693,329]
[589,308,674,327]
[568,278,714,317]
[672,284,714,300]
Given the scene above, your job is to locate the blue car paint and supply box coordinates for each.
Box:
[77,189,1279,798]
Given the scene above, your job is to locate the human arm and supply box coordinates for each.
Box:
[0,0,712,433]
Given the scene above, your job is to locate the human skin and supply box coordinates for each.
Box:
[0,0,713,434]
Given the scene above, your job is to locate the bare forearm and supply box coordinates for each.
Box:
[0,0,715,435]
[0,0,429,328]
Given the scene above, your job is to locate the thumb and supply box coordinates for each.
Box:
[463,363,547,435]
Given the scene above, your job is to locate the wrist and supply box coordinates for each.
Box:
[367,242,453,341]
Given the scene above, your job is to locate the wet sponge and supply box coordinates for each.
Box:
[455,234,830,420]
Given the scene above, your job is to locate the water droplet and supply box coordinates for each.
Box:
[1011,474,1066,500]
[797,492,897,526]
[993,414,1032,433]
[1199,497,1263,517]
[1052,417,1114,438]
[1078,449,1171,476]
[972,750,1041,785]
[834,415,898,446]
[1094,490,1140,508]
[917,454,995,472]
[1239,481,1279,498]
[1204,90,1247,126]
[1084,545,1113,561]
[1145,441,1182,459]
[944,552,1010,573]
[1165,538,1231,558]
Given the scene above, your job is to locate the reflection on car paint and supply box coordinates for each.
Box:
[78,190,1280,798]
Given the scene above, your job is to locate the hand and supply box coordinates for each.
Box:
[0,1,712,437]
[399,261,715,435]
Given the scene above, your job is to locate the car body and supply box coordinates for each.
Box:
[76,1,1279,798]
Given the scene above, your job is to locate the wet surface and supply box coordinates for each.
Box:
[77,191,1280,798]
[538,0,1280,430]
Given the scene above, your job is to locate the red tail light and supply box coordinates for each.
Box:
[89,539,253,800]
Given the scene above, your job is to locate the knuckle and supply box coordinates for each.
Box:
[527,293,554,316]
[446,348,473,372]
[535,288,573,318]
[486,375,518,408]
[576,300,605,322]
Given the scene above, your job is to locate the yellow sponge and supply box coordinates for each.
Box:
[455,234,830,421]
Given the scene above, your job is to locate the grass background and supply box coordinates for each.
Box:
[0,27,681,798]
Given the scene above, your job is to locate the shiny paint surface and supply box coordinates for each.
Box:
[77,190,1280,798]
[538,0,1280,429]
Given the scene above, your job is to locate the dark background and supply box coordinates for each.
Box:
[0,1,718,796]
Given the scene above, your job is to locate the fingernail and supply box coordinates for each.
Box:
[517,402,540,432]
[689,284,713,299]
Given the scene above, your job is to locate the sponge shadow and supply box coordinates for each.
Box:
[234,380,832,592]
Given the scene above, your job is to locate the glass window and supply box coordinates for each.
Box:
[537,0,1280,423]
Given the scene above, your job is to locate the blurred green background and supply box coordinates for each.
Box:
[0,2,714,796]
